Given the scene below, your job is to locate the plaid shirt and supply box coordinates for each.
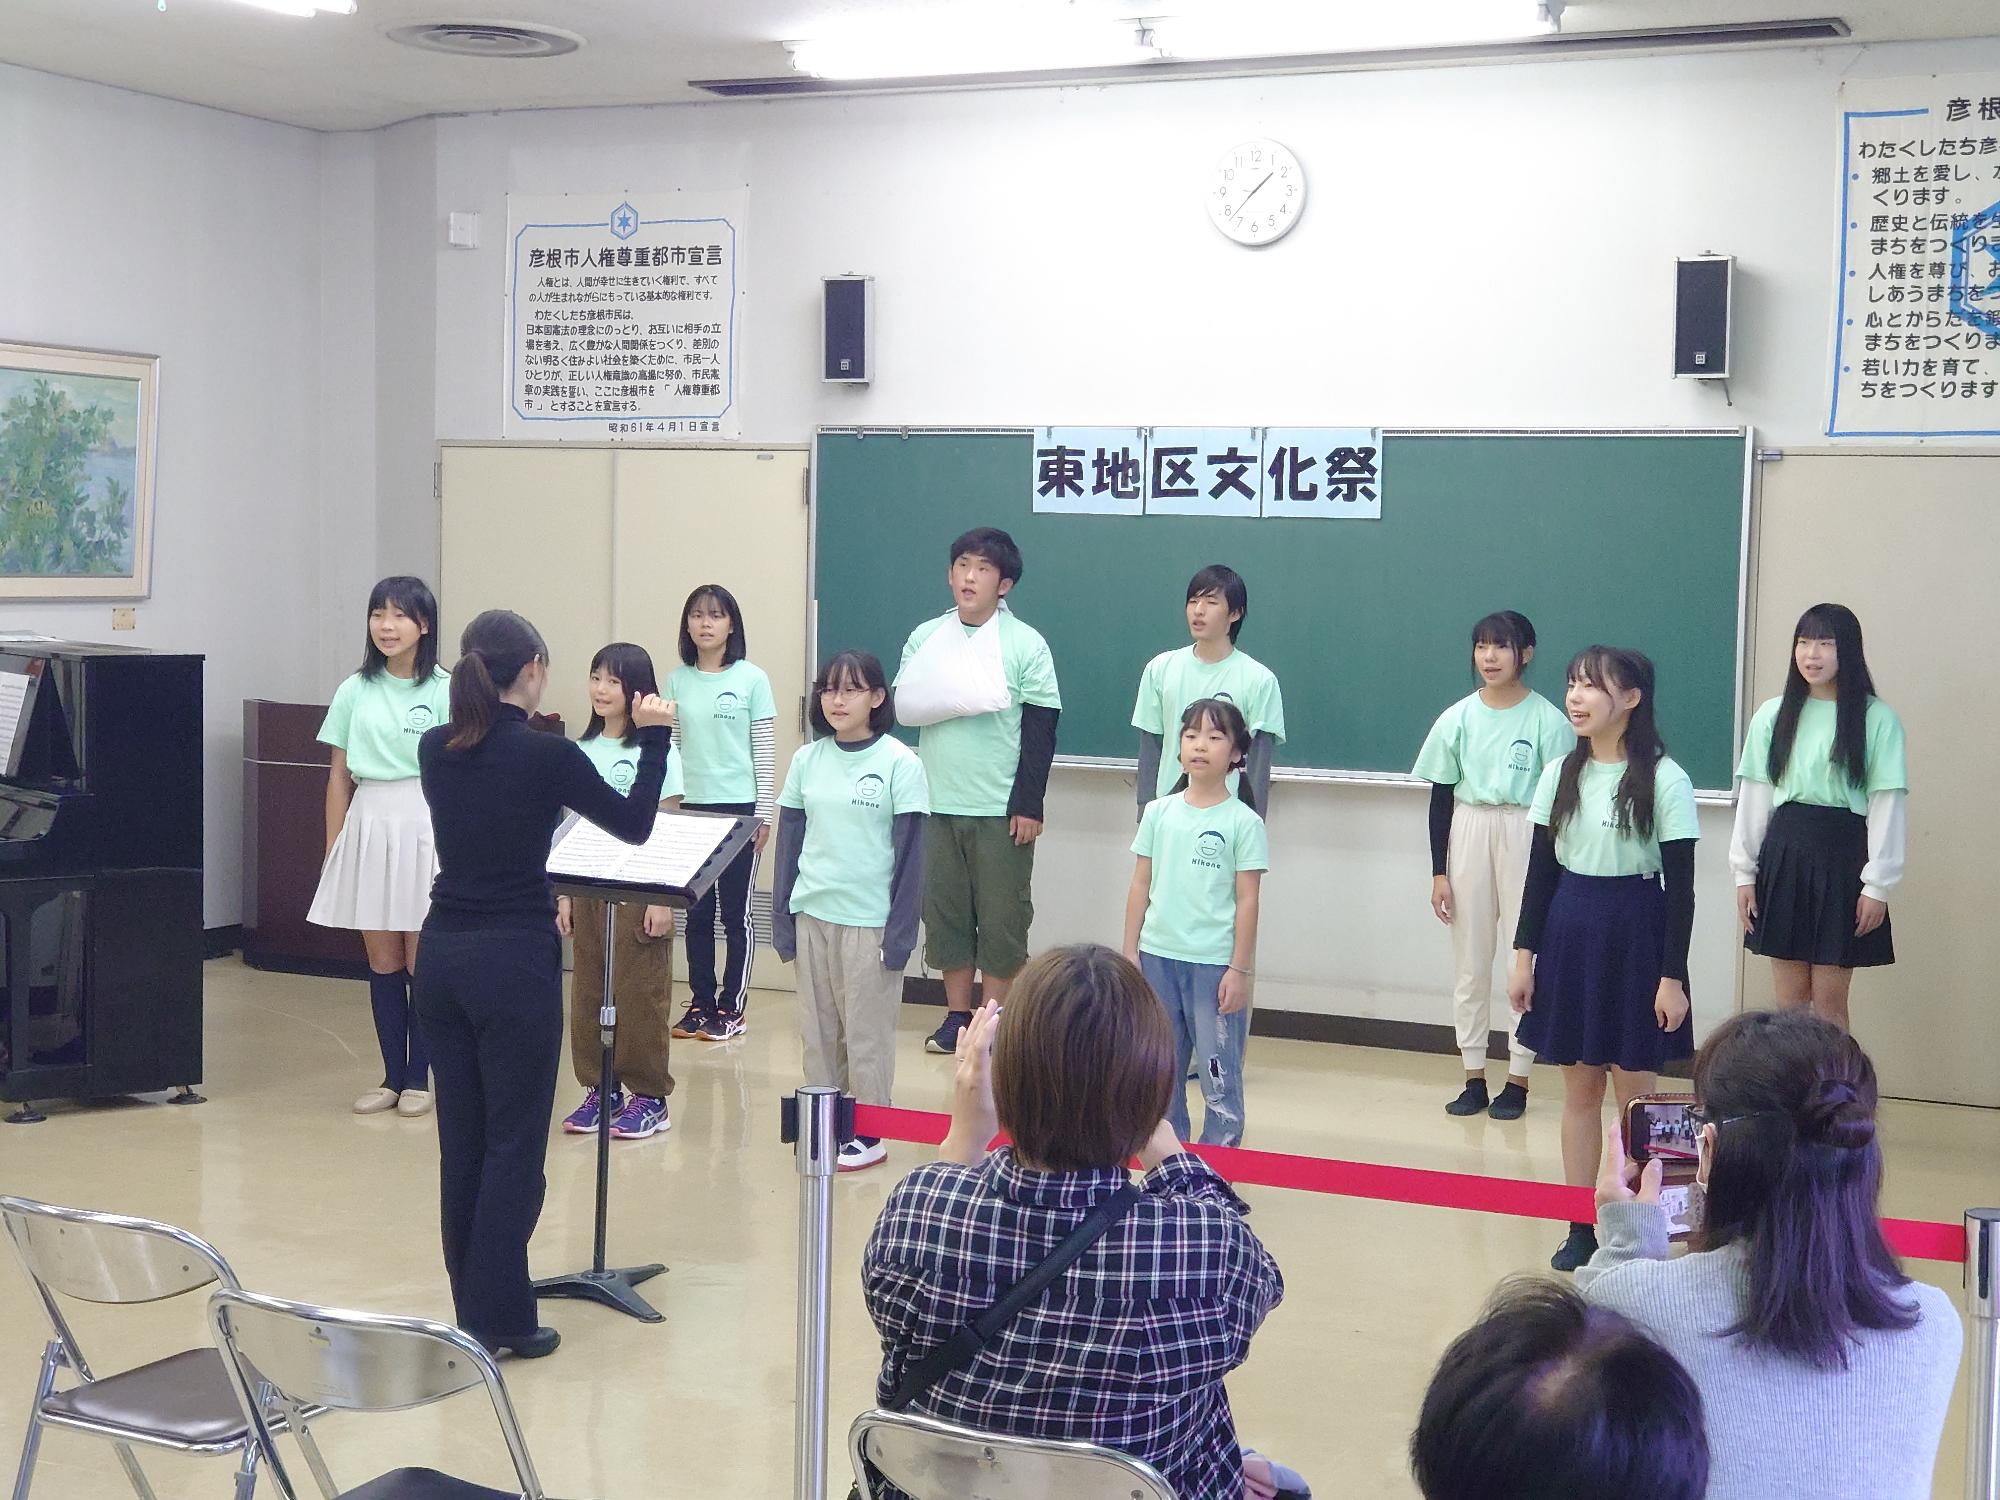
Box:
[861,1147,1283,1500]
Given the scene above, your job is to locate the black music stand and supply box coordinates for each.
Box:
[536,807,759,1322]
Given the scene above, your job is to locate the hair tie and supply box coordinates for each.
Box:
[1798,1078,1875,1151]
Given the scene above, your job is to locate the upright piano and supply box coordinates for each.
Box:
[0,642,204,1120]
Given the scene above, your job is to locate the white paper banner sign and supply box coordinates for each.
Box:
[1262,427,1382,518]
[1030,427,1383,517]
[506,191,745,439]
[1829,76,2000,439]
[1031,427,1145,515]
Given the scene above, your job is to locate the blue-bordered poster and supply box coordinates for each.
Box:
[506,192,745,439]
[1829,76,2000,439]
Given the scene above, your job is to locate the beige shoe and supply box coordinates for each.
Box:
[397,1089,433,1118]
[353,1087,400,1115]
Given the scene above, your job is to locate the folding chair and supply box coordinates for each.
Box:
[0,1195,333,1500]
[208,1287,554,1500]
[847,1408,1180,1500]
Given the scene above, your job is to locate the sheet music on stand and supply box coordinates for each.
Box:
[546,807,756,909]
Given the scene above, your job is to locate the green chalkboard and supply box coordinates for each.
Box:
[811,430,1746,789]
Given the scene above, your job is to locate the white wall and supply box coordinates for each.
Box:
[0,64,328,925]
[391,38,2000,1034]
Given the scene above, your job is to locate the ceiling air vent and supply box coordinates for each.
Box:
[386,21,583,59]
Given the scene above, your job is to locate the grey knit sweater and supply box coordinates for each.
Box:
[1578,1201,1961,1500]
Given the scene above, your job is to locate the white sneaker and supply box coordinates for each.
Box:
[396,1089,433,1118]
[837,1137,887,1172]
[352,1087,400,1116]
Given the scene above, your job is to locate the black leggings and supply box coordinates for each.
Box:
[682,800,759,1012]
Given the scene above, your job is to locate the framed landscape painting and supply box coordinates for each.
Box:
[0,340,158,599]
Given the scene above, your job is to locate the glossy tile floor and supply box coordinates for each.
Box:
[2,958,1992,1498]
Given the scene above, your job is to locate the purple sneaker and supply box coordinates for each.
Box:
[562,1087,623,1135]
[610,1093,670,1140]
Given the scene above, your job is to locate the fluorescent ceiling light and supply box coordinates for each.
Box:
[786,15,1160,80]
[1150,1,1559,58]
[225,0,357,16]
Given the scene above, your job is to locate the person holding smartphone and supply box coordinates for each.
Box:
[1578,1011,1959,1500]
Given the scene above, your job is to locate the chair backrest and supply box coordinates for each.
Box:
[207,1288,543,1499]
[0,1195,235,1306]
[849,1409,1180,1500]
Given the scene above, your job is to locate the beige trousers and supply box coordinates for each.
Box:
[1448,802,1535,1075]
[795,913,902,1108]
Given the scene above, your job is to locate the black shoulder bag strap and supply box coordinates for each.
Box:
[884,1181,1142,1413]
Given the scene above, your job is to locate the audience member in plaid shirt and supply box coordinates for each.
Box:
[861,945,1306,1500]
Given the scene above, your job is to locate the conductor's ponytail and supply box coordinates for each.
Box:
[445,610,549,752]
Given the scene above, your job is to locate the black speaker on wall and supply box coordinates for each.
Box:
[823,275,873,384]
[1673,255,1732,379]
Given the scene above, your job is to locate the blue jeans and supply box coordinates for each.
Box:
[1138,952,1247,1147]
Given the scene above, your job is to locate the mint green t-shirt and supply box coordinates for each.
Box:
[1735,695,1907,815]
[577,732,684,802]
[1530,755,1701,877]
[318,667,452,782]
[779,734,930,929]
[667,659,777,803]
[1412,690,1576,807]
[1131,645,1287,799]
[895,609,1061,818]
[1131,792,1270,966]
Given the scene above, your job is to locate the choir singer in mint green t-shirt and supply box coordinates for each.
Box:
[1123,698,1268,1149]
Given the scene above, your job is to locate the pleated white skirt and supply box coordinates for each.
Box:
[306,777,437,933]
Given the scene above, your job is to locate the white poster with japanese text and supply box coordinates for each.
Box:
[1031,428,1144,515]
[1030,428,1383,517]
[1829,76,2000,439]
[506,191,745,440]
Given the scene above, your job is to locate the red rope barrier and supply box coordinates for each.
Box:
[849,1103,1967,1264]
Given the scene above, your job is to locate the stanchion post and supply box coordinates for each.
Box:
[1969,1208,2000,1500]
[786,1087,851,1500]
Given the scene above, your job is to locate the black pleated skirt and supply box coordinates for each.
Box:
[1517,870,1694,1072]
[1745,801,1895,968]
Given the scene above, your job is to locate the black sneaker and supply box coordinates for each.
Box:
[1444,1078,1489,1116]
[1488,1080,1530,1121]
[670,1004,710,1040]
[924,1011,970,1055]
[478,1326,561,1360]
[1551,1222,1599,1273]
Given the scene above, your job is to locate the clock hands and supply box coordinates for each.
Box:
[1232,171,1274,219]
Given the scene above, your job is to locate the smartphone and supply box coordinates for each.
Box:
[1624,1095,1700,1166]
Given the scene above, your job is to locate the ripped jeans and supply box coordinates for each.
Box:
[1138,952,1248,1148]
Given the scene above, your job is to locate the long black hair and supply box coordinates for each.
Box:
[582,642,660,747]
[358,576,439,679]
[1470,610,1536,682]
[678,584,748,667]
[1768,603,1877,788]
[1550,646,1664,841]
[1410,1277,1708,1500]
[1693,1010,1918,1369]
[446,610,547,752]
[1168,697,1257,809]
[808,650,894,738]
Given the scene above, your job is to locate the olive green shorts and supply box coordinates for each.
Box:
[922,814,1035,979]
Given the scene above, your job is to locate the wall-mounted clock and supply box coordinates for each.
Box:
[1207,137,1305,246]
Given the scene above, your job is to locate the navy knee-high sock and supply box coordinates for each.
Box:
[402,971,430,1090]
[368,969,410,1092]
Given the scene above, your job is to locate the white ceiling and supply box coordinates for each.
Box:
[1,0,1995,132]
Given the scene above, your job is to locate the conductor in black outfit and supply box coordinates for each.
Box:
[414,609,674,1358]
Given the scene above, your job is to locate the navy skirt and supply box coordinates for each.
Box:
[1745,802,1894,969]
[1517,870,1693,1072]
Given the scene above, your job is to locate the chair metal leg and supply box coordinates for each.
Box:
[292,1420,339,1500]
[231,1441,259,1500]
[11,1344,60,1500]
[110,1442,158,1500]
